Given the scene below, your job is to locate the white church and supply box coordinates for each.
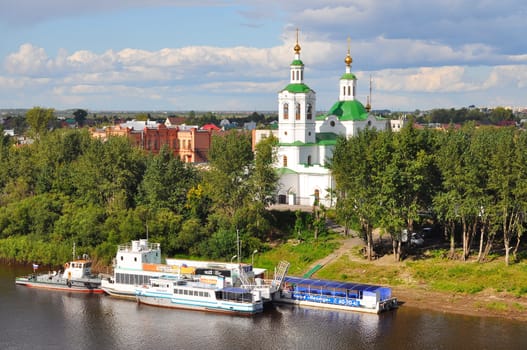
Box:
[271,36,389,207]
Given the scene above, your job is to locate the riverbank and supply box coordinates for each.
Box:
[393,285,527,322]
[307,236,527,322]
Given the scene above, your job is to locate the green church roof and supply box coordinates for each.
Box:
[340,73,357,80]
[277,167,298,175]
[324,100,369,121]
[281,83,313,93]
[315,132,338,145]
[291,59,304,66]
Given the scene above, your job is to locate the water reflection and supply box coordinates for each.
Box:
[2,264,527,350]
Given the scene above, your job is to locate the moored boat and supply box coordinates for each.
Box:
[135,275,264,316]
[274,276,397,314]
[15,258,103,293]
[101,238,278,301]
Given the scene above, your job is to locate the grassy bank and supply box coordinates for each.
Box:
[258,235,527,300]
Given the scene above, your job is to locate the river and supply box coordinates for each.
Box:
[1,263,526,350]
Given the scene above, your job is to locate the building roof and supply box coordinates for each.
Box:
[291,59,304,66]
[201,123,220,131]
[340,72,357,80]
[277,167,298,175]
[281,83,313,94]
[315,132,338,145]
[166,116,186,125]
[284,276,391,294]
[320,100,369,121]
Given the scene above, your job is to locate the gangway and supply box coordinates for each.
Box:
[272,261,290,289]
[240,261,290,301]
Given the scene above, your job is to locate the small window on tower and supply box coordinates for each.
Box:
[283,155,288,167]
[307,103,312,120]
[283,103,289,120]
[295,103,301,120]
[330,120,335,127]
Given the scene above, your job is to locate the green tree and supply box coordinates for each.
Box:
[332,129,380,260]
[489,107,513,124]
[137,146,199,213]
[251,134,278,206]
[204,130,254,219]
[73,109,88,127]
[26,107,54,137]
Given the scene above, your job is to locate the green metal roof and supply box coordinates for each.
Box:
[278,133,337,147]
[277,167,298,175]
[281,83,313,93]
[325,100,368,121]
[315,132,338,145]
[291,59,304,66]
[340,73,357,80]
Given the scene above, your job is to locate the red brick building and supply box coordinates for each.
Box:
[91,120,216,163]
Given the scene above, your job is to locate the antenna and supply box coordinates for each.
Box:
[369,75,373,108]
[296,28,299,45]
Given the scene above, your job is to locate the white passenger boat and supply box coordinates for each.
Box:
[135,275,264,316]
[101,239,276,300]
[274,276,398,314]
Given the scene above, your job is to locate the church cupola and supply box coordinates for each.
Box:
[290,29,304,84]
[339,38,357,102]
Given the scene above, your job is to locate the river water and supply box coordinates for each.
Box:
[1,263,526,350]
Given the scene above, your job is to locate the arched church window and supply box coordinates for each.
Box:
[307,103,312,120]
[283,155,288,167]
[343,86,346,96]
[291,72,294,81]
[283,103,289,119]
[295,103,301,120]
[307,155,312,166]
[348,86,351,96]
[301,71,303,80]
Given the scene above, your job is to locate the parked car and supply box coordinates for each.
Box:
[421,227,433,238]
[410,232,424,246]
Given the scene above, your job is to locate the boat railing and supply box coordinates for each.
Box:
[117,242,161,252]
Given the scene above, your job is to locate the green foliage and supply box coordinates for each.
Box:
[73,109,88,127]
[26,107,55,137]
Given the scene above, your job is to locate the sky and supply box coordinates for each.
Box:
[1,0,527,112]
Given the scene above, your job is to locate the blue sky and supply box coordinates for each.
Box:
[1,0,527,112]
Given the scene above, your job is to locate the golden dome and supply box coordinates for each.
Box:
[345,53,352,66]
[294,43,301,53]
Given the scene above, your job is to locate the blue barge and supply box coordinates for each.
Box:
[274,276,397,314]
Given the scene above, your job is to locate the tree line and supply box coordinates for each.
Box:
[0,115,282,266]
[332,122,525,265]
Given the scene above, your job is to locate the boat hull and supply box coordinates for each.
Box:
[273,294,398,314]
[15,277,103,294]
[136,295,263,316]
[101,284,136,300]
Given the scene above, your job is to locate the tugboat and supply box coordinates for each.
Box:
[15,246,103,293]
